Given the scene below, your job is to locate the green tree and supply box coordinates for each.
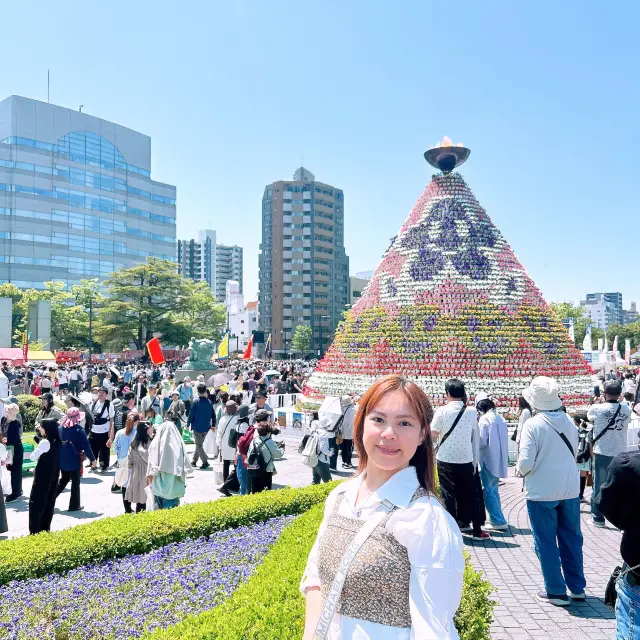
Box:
[96,258,225,350]
[291,324,312,355]
[550,301,604,348]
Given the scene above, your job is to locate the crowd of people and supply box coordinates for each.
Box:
[0,358,314,534]
[0,356,638,636]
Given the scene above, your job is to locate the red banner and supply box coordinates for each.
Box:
[146,337,165,365]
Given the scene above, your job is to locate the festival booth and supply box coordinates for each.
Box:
[27,350,57,365]
[55,351,83,364]
[304,138,594,413]
[0,348,25,365]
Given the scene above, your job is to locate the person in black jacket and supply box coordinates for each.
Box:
[56,408,97,511]
[1,401,23,502]
[29,418,61,534]
[598,446,640,636]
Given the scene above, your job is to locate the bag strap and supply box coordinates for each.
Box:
[438,405,467,450]
[549,427,575,458]
[591,405,622,446]
[314,499,396,639]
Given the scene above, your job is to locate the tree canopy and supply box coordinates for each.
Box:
[291,324,312,355]
[0,259,226,352]
[95,258,226,350]
[549,301,604,348]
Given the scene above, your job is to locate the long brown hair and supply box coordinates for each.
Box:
[353,375,436,493]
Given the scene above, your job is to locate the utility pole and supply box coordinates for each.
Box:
[88,297,93,362]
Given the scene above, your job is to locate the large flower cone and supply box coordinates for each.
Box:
[305,171,593,412]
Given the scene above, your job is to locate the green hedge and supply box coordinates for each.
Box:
[145,504,494,640]
[0,482,338,585]
[16,394,67,431]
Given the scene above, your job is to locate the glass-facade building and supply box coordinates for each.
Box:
[0,95,176,289]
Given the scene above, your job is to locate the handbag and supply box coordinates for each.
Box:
[114,458,129,486]
[314,499,397,639]
[0,466,11,495]
[144,485,156,511]
[203,430,217,458]
[605,563,640,609]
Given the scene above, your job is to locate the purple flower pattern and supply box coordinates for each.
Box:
[0,516,293,639]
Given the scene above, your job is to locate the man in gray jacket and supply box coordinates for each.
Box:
[516,376,586,607]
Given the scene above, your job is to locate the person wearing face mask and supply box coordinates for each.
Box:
[35,393,64,428]
[300,375,464,639]
[29,418,61,534]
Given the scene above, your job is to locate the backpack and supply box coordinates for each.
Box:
[576,430,591,464]
[301,432,319,468]
[247,439,271,477]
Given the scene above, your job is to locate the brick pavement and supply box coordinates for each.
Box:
[466,473,619,639]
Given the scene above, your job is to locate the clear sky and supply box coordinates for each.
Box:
[1,1,638,307]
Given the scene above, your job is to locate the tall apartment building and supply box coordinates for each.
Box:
[0,95,176,289]
[259,167,349,356]
[581,292,624,330]
[177,229,243,301]
[178,229,217,292]
[216,244,243,302]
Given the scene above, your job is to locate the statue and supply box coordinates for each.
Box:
[181,337,217,370]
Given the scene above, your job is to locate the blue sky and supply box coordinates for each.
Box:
[1,1,638,307]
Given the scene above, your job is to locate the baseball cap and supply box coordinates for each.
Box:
[603,380,622,396]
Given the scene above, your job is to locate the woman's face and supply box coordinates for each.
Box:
[361,389,424,475]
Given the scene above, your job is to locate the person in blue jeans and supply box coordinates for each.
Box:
[476,394,509,530]
[516,376,586,606]
[598,445,640,639]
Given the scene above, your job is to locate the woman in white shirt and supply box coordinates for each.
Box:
[515,395,532,447]
[301,374,465,640]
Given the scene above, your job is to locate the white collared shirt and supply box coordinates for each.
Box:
[431,401,479,466]
[300,466,464,639]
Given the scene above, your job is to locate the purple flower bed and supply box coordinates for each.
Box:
[0,515,294,639]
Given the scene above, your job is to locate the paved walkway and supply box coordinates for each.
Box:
[1,436,350,539]
[466,473,618,640]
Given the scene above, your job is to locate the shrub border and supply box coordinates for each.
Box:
[0,482,338,585]
[145,504,495,640]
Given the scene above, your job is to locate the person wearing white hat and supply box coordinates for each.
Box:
[516,376,586,607]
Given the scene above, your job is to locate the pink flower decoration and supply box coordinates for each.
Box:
[414,280,489,316]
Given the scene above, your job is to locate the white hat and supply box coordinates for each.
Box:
[474,392,491,406]
[522,376,562,411]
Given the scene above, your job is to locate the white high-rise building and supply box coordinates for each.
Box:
[225,280,258,351]
[177,228,243,301]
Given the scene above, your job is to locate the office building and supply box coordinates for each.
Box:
[225,280,258,351]
[0,95,176,289]
[581,292,623,330]
[216,244,243,302]
[259,167,349,356]
[623,302,638,325]
[349,275,370,306]
[177,229,243,302]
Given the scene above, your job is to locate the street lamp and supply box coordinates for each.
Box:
[280,329,288,360]
[74,278,99,363]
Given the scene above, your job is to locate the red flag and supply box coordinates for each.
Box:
[146,337,165,365]
[242,335,253,360]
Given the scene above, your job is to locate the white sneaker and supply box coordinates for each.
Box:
[569,592,586,600]
[592,518,605,528]
[485,522,509,531]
